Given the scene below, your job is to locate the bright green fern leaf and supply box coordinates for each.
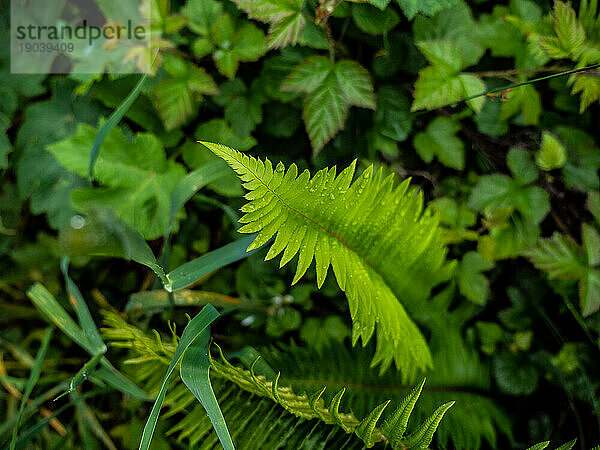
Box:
[200,142,453,377]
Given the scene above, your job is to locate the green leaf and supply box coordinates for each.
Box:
[49,123,186,239]
[26,283,148,399]
[587,191,600,225]
[536,132,567,171]
[493,351,539,396]
[59,208,169,287]
[180,329,234,450]
[396,0,459,20]
[16,79,101,229]
[412,2,485,65]
[417,40,463,71]
[456,251,494,304]
[89,72,148,178]
[522,232,587,280]
[211,16,266,78]
[283,57,374,152]
[375,86,413,141]
[302,75,347,153]
[507,147,538,185]
[154,55,218,131]
[168,234,258,291]
[411,64,485,112]
[552,1,586,58]
[183,0,222,35]
[334,60,377,109]
[413,116,465,170]
[571,74,600,112]
[139,305,226,450]
[10,327,54,450]
[352,3,400,35]
[469,171,550,225]
[214,79,266,136]
[231,0,306,48]
[583,224,600,267]
[281,55,334,93]
[499,84,542,125]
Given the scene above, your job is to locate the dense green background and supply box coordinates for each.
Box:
[1,0,600,448]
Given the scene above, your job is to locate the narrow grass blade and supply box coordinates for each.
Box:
[60,257,106,353]
[26,283,147,400]
[54,352,104,401]
[10,327,54,450]
[89,72,148,178]
[167,162,231,235]
[167,234,259,291]
[6,390,102,450]
[60,208,169,287]
[139,304,220,450]
[180,329,234,450]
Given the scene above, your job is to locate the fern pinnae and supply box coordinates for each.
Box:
[201,141,453,377]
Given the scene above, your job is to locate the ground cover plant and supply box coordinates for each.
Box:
[1,0,600,448]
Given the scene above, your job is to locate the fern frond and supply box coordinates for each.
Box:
[101,312,452,449]
[257,341,511,450]
[200,142,453,376]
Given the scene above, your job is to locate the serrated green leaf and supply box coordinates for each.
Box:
[302,75,347,153]
[413,116,464,170]
[507,147,539,185]
[49,123,185,239]
[154,56,218,131]
[396,0,459,20]
[536,132,567,171]
[411,64,485,112]
[281,55,334,93]
[402,401,455,448]
[456,251,494,304]
[214,79,266,136]
[500,84,542,125]
[334,60,376,109]
[352,3,400,35]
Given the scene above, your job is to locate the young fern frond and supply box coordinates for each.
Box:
[200,142,453,376]
[102,311,453,449]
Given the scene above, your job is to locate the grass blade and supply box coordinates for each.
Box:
[139,304,221,450]
[167,162,231,236]
[167,235,259,291]
[60,208,169,287]
[54,352,104,401]
[10,327,54,450]
[60,257,105,353]
[181,329,234,450]
[26,283,148,400]
[89,72,149,178]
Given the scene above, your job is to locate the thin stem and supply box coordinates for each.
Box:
[475,65,571,78]
[427,63,600,113]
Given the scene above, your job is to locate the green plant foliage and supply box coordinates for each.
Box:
[3,0,600,448]
[282,56,375,152]
[49,123,186,239]
[203,141,453,376]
